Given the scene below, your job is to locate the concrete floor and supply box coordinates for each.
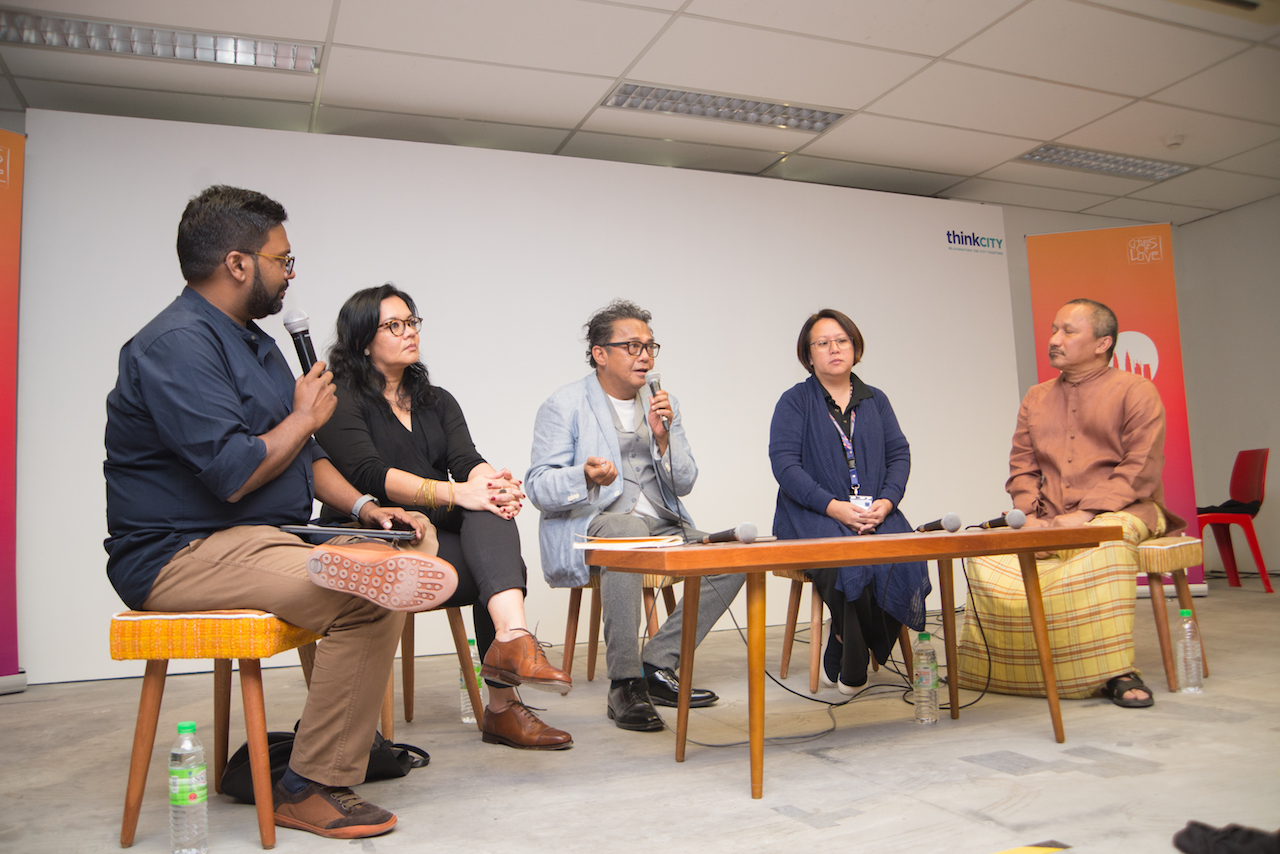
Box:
[2,577,1276,854]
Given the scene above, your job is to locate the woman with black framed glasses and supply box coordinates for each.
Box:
[315,284,573,750]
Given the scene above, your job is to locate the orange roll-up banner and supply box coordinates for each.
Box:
[0,130,21,680]
[1026,224,1200,584]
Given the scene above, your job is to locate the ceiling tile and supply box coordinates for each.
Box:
[320,47,611,126]
[13,79,312,130]
[1086,0,1280,41]
[0,110,23,133]
[314,106,570,153]
[802,113,1038,174]
[559,131,783,173]
[1213,138,1280,178]
[941,177,1113,211]
[980,160,1155,194]
[581,106,810,150]
[764,154,964,195]
[1082,196,1217,225]
[8,0,335,42]
[684,0,1025,56]
[333,0,671,77]
[949,0,1245,96]
[1129,167,1280,208]
[1152,46,1280,124]
[1060,100,1280,165]
[0,45,318,102]
[628,17,929,110]
[0,79,21,111]
[869,62,1133,138]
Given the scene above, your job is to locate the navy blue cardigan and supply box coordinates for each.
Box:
[768,373,930,631]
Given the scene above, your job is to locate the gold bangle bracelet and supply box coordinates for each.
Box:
[447,480,455,512]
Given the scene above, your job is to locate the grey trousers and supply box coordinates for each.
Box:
[587,512,746,680]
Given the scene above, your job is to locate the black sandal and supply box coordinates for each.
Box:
[1102,673,1154,708]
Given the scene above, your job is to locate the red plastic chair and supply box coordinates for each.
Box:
[1197,449,1271,593]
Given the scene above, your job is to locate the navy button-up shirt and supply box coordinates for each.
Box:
[104,287,324,608]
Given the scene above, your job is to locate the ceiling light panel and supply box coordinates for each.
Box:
[1020,144,1192,181]
[0,10,321,72]
[603,83,843,132]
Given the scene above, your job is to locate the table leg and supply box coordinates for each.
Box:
[1017,551,1064,743]
[674,577,700,763]
[747,572,766,800]
[937,558,959,720]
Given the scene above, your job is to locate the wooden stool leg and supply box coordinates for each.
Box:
[448,607,484,730]
[213,659,232,794]
[402,615,415,722]
[1173,570,1209,677]
[562,588,582,676]
[780,579,802,679]
[643,587,660,638]
[121,659,168,848]
[297,641,316,689]
[587,586,602,682]
[1148,573,1177,691]
[238,659,276,849]
[899,625,914,677]
[381,674,394,741]
[662,586,677,616]
[809,584,823,695]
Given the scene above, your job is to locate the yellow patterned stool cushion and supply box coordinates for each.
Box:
[1136,536,1203,576]
[581,571,678,590]
[110,610,323,661]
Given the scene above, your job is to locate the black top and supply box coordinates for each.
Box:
[313,382,485,523]
[104,287,324,608]
[819,372,874,439]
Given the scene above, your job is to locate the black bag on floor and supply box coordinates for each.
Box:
[221,727,429,804]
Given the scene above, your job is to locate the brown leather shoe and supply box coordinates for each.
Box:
[481,701,573,750]
[272,780,396,839]
[481,629,572,694]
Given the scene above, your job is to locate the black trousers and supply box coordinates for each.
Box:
[808,567,902,687]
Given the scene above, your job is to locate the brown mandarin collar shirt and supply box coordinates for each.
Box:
[1006,365,1185,535]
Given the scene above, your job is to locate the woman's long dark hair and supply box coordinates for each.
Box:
[328,283,436,411]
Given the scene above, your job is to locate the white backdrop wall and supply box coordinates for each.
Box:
[17,109,1019,684]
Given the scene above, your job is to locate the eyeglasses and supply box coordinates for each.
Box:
[377,316,423,337]
[810,337,852,351]
[602,340,661,357]
[251,251,296,274]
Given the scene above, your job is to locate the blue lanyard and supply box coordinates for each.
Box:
[827,411,859,495]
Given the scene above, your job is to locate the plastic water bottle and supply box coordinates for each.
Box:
[169,721,208,854]
[1175,609,1203,694]
[913,632,939,725]
[461,638,484,722]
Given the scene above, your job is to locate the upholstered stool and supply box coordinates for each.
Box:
[110,610,322,849]
[561,573,680,681]
[774,569,914,694]
[1137,536,1209,692]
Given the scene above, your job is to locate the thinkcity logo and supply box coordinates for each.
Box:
[946,229,1004,255]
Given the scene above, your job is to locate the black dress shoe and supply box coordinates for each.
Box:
[607,679,664,731]
[645,668,718,708]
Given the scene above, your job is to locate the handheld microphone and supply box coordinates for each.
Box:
[645,371,669,430]
[916,513,961,533]
[700,522,757,545]
[979,509,1027,530]
[282,309,317,373]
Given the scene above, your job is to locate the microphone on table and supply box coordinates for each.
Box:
[645,371,669,430]
[282,309,317,373]
[916,513,961,533]
[979,509,1027,530]
[700,523,758,545]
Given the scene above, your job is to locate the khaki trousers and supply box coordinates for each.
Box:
[143,518,438,787]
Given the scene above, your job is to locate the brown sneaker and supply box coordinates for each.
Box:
[272,780,396,839]
[480,629,573,694]
[306,543,457,611]
[481,701,573,750]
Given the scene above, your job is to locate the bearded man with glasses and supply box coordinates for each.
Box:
[526,299,744,731]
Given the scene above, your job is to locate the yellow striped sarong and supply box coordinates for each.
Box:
[957,511,1163,699]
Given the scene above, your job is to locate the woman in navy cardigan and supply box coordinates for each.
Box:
[768,309,931,694]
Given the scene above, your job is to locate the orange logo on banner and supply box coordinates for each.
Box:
[1026,224,1198,578]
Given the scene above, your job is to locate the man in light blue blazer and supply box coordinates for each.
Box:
[526,300,744,731]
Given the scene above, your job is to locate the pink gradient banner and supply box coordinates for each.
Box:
[0,130,21,677]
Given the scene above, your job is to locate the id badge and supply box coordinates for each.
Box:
[849,493,873,511]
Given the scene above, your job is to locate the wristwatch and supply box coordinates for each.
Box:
[351,494,379,521]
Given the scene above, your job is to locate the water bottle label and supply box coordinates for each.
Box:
[914,663,938,690]
[169,765,208,805]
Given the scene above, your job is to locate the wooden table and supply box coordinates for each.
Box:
[585,525,1123,799]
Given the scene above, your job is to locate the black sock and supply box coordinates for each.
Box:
[279,766,312,794]
[642,663,660,679]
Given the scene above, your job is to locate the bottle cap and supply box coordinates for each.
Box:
[177,721,197,734]
[1179,608,1192,618]
[918,632,930,641]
